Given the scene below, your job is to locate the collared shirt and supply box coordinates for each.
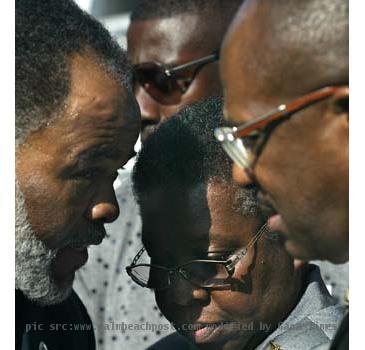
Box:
[256,265,346,350]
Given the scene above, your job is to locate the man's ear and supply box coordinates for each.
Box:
[330,86,349,123]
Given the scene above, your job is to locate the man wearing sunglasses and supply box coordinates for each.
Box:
[217,0,348,349]
[128,0,242,142]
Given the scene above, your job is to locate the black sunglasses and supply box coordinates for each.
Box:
[132,50,220,105]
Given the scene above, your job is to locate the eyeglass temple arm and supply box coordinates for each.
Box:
[165,50,220,77]
[129,246,146,266]
[234,86,341,138]
[225,224,268,274]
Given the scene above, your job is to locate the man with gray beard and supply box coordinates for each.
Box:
[15,1,140,349]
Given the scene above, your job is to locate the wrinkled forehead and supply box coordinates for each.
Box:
[21,54,140,167]
[128,14,222,64]
[64,55,138,141]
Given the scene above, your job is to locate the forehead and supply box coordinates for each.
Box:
[142,182,254,250]
[221,0,321,123]
[128,14,219,64]
[26,54,139,165]
[221,3,276,123]
[67,54,128,117]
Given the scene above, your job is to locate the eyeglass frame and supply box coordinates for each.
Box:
[132,49,220,95]
[125,223,268,291]
[214,86,347,174]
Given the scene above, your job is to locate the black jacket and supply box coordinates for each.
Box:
[329,312,349,350]
[16,289,95,350]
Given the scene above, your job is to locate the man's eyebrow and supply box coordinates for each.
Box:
[75,146,122,162]
[208,233,241,247]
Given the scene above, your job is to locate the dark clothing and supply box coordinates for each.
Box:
[329,312,349,350]
[16,289,95,350]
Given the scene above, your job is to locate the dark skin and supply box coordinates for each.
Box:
[221,0,349,263]
[16,53,140,284]
[127,13,228,142]
[141,181,303,350]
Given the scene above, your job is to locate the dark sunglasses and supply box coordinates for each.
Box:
[132,50,220,105]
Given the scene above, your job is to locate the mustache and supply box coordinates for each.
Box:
[60,224,107,248]
[257,192,277,219]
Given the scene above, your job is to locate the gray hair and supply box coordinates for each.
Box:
[16,0,132,145]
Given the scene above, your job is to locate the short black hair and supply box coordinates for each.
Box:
[131,0,242,22]
[133,96,259,217]
[16,0,131,144]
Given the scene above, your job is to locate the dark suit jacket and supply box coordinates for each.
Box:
[16,289,95,350]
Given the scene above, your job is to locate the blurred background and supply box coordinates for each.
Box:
[76,0,138,47]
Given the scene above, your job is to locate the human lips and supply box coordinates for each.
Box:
[55,234,106,275]
[267,214,289,234]
[69,233,106,248]
[182,321,238,344]
[51,245,89,284]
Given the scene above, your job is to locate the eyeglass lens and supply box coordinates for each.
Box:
[133,64,190,104]
[130,260,231,291]
[179,261,230,287]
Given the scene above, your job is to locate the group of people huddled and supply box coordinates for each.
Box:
[15,1,348,350]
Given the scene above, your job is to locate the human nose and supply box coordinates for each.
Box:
[89,183,119,224]
[135,86,161,125]
[168,273,209,306]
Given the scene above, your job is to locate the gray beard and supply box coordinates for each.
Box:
[15,181,72,306]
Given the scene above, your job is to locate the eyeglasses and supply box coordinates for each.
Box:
[132,50,220,105]
[125,224,268,291]
[215,86,346,172]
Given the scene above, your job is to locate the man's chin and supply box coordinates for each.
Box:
[285,237,348,264]
[54,271,75,289]
[15,246,75,307]
[15,181,75,307]
[284,239,317,262]
[24,280,73,307]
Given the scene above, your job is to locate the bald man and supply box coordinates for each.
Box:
[218,1,348,349]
